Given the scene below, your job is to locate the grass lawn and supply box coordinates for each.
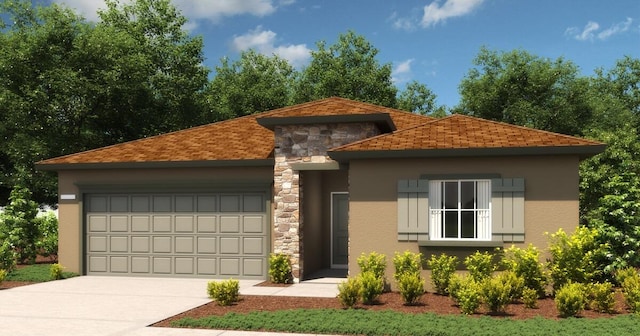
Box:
[5,264,78,282]
[172,309,639,336]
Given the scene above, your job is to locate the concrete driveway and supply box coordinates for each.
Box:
[0,276,340,336]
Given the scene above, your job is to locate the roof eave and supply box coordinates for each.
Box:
[35,159,275,171]
[328,145,607,162]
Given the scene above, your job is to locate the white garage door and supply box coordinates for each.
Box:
[85,192,268,279]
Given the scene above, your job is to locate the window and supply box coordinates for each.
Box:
[429,180,491,240]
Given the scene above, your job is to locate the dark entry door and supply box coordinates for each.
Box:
[331,193,349,267]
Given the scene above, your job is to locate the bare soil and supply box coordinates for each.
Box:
[152,290,631,328]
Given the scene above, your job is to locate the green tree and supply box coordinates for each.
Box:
[205,50,296,120]
[293,30,397,107]
[397,80,446,116]
[0,186,40,264]
[457,47,592,135]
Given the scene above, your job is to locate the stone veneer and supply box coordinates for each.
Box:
[272,122,381,280]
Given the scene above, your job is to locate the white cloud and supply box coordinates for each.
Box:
[566,18,634,41]
[389,11,417,31]
[421,0,485,27]
[392,59,414,83]
[231,26,311,67]
[53,0,280,24]
[598,17,633,40]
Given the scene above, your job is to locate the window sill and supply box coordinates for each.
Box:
[417,240,503,248]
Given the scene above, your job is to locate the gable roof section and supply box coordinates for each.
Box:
[37,97,432,169]
[328,114,606,161]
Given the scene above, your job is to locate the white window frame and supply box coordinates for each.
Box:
[429,179,491,241]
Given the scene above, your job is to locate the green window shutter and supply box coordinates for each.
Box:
[491,178,525,242]
[397,180,429,241]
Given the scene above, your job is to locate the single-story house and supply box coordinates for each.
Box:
[37,97,605,282]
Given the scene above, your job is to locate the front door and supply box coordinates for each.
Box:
[331,192,349,268]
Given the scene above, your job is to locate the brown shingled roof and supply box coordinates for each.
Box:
[37,97,432,167]
[330,114,605,153]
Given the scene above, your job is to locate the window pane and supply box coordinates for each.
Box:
[461,211,476,238]
[444,211,458,238]
[444,182,458,209]
[461,181,475,209]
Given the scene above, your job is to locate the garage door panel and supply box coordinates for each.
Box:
[86,192,268,279]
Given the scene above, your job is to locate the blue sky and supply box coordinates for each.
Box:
[51,0,639,108]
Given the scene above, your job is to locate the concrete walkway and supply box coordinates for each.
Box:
[0,276,341,336]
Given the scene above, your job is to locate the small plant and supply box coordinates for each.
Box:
[621,271,640,313]
[554,282,586,318]
[397,272,425,305]
[615,267,638,286]
[427,253,459,295]
[207,279,240,306]
[451,275,481,315]
[50,263,64,280]
[501,244,548,297]
[337,276,362,308]
[481,272,521,314]
[464,251,495,282]
[393,251,422,281]
[359,271,384,305]
[357,252,387,280]
[0,269,6,284]
[36,212,59,261]
[522,287,539,308]
[0,240,17,273]
[587,282,615,313]
[268,253,292,284]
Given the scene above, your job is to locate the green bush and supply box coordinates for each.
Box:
[586,282,615,313]
[49,263,64,280]
[397,272,425,305]
[0,240,17,273]
[501,244,548,297]
[427,253,458,295]
[268,253,292,284]
[522,287,539,308]
[337,277,361,308]
[0,186,40,264]
[547,227,608,291]
[35,212,58,260]
[615,267,638,286]
[480,271,523,314]
[207,279,240,306]
[449,275,481,315]
[393,251,422,281]
[357,252,387,280]
[464,251,495,282]
[0,269,6,284]
[555,282,586,318]
[621,271,640,313]
[359,271,384,305]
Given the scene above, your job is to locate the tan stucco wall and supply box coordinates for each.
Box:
[347,155,581,285]
[56,166,273,274]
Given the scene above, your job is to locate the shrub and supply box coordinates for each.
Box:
[357,252,386,280]
[0,240,17,273]
[35,213,59,260]
[359,271,384,305]
[522,287,539,308]
[450,275,481,315]
[547,227,607,291]
[337,277,361,308]
[554,282,586,318]
[427,253,458,295]
[0,269,6,284]
[464,251,495,282]
[397,272,425,305]
[501,244,548,297]
[268,253,292,284]
[50,263,64,280]
[481,271,523,314]
[0,186,40,264]
[207,279,240,306]
[615,267,638,286]
[587,282,615,313]
[621,271,640,313]
[393,251,422,281]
